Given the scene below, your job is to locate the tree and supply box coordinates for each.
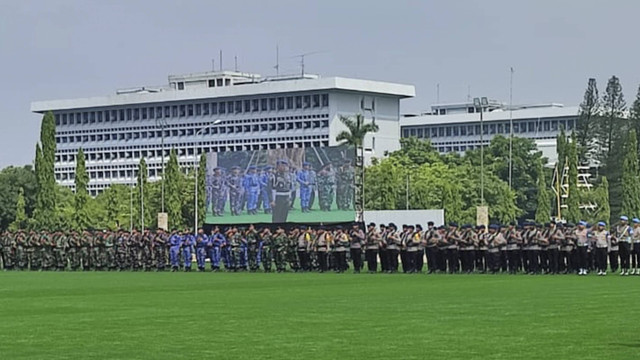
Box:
[134,158,152,229]
[336,114,379,221]
[556,127,567,175]
[535,160,551,224]
[33,112,58,229]
[0,166,36,231]
[598,75,627,219]
[73,148,91,230]
[9,188,27,230]
[621,129,640,217]
[629,85,640,155]
[565,134,581,223]
[596,177,611,225]
[576,78,600,164]
[165,148,184,229]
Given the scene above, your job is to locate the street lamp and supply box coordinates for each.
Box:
[473,97,488,205]
[156,118,168,213]
[194,119,223,234]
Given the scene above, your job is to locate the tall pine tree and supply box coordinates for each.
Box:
[33,112,58,229]
[597,177,611,225]
[621,129,640,217]
[630,85,640,156]
[565,134,581,223]
[73,148,90,230]
[576,78,600,164]
[165,148,184,229]
[535,160,551,223]
[598,75,627,219]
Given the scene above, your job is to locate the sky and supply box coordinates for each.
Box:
[1,0,640,168]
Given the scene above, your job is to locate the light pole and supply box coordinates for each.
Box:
[156,118,168,213]
[474,97,488,205]
[129,184,133,232]
[194,119,222,234]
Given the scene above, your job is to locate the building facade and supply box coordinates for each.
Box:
[400,101,579,164]
[31,71,414,195]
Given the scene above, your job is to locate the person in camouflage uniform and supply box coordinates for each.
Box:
[93,231,105,270]
[2,231,17,270]
[116,230,129,270]
[273,226,288,272]
[25,231,38,270]
[128,229,142,271]
[67,231,80,270]
[141,229,154,271]
[245,225,260,272]
[80,231,93,271]
[336,160,354,211]
[287,228,300,271]
[153,229,168,271]
[53,231,68,271]
[104,230,116,270]
[316,163,335,211]
[259,227,273,272]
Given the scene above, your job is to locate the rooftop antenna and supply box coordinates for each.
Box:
[437,83,440,104]
[211,59,215,72]
[274,45,280,76]
[234,55,238,72]
[219,50,222,71]
[292,51,325,78]
[467,85,471,102]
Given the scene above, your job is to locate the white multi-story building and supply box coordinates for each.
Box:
[31,70,414,195]
[400,100,579,164]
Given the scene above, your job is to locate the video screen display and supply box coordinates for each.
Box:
[205,145,355,224]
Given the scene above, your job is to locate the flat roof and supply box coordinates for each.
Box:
[31,77,415,113]
[400,106,579,126]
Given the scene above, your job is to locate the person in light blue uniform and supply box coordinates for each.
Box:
[195,228,209,272]
[169,230,182,272]
[260,166,273,214]
[297,162,312,213]
[208,226,225,271]
[245,166,261,215]
[182,230,195,272]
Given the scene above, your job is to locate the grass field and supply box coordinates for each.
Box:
[0,273,638,360]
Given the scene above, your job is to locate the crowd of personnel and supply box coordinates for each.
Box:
[206,160,355,217]
[1,216,639,275]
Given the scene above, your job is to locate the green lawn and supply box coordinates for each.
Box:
[0,273,638,359]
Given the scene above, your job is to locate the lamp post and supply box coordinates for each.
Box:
[194,119,222,234]
[473,97,488,205]
[156,118,168,213]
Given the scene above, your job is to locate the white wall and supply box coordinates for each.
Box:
[364,209,445,227]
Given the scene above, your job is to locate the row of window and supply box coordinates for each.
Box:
[54,135,330,163]
[56,113,329,135]
[401,118,576,139]
[54,94,330,126]
[55,118,329,145]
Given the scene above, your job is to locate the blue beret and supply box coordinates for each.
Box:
[620,216,629,221]
[449,222,458,227]
[578,220,587,226]
[264,165,272,170]
[213,167,221,171]
[248,165,256,170]
[633,218,640,224]
[303,162,310,166]
[598,221,606,226]
[277,159,289,165]
[489,224,499,230]
[231,166,240,170]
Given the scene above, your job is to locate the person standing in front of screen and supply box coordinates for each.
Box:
[271,160,291,223]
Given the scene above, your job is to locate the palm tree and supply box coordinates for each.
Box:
[335,114,379,150]
[335,114,379,222]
